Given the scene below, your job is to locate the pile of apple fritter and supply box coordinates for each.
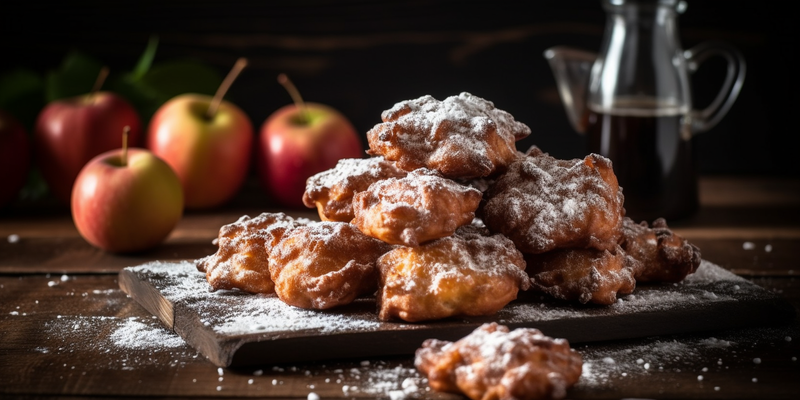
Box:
[196,91,701,317]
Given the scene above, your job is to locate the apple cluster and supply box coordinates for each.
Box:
[1,67,363,253]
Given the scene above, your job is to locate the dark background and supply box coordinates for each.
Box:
[2,0,797,176]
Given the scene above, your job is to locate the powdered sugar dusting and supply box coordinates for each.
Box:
[110,317,186,349]
[305,156,404,194]
[483,148,623,253]
[375,169,480,213]
[129,261,381,335]
[576,324,797,392]
[120,258,785,367]
[341,364,427,398]
[367,92,530,178]
[498,260,758,323]
[353,169,482,246]
[685,260,746,284]
[40,313,195,370]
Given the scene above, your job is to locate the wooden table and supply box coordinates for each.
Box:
[1,176,798,399]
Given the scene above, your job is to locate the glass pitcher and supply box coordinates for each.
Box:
[544,0,745,221]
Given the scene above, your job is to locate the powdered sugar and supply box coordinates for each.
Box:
[353,168,482,246]
[367,92,530,178]
[341,364,426,398]
[498,260,757,323]
[305,156,405,194]
[129,261,381,335]
[121,258,784,367]
[40,313,194,370]
[576,324,798,392]
[483,148,624,254]
[110,317,186,349]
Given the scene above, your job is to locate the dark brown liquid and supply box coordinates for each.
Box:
[587,111,698,221]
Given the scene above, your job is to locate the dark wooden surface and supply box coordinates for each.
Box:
[2,176,800,399]
[118,260,794,368]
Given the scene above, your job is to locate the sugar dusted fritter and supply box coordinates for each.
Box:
[196,212,307,294]
[302,156,407,222]
[366,92,531,179]
[415,323,583,400]
[525,246,638,305]
[620,217,701,283]
[377,225,530,322]
[483,146,624,254]
[268,221,392,310]
[352,168,483,247]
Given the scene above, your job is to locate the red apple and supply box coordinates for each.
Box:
[257,74,364,208]
[34,91,142,204]
[71,146,183,253]
[146,93,253,209]
[0,110,31,208]
[257,102,364,208]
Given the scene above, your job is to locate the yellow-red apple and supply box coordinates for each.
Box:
[71,146,183,253]
[146,93,253,209]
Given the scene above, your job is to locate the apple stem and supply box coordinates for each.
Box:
[207,57,248,120]
[277,73,308,123]
[121,126,130,167]
[91,67,110,96]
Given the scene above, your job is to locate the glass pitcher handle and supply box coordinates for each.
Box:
[684,41,747,134]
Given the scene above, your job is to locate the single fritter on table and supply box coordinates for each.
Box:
[366,92,531,179]
[377,224,529,322]
[482,146,624,254]
[269,221,392,310]
[525,246,638,305]
[416,323,583,400]
[352,168,483,247]
[620,217,701,282]
[196,212,307,294]
[302,156,407,222]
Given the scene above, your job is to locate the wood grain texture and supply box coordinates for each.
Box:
[118,261,795,367]
[2,176,800,398]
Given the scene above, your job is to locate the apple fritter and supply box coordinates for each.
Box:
[483,146,624,254]
[366,92,531,179]
[377,225,529,322]
[196,212,307,294]
[268,221,392,310]
[525,246,638,305]
[620,217,701,283]
[302,156,407,222]
[352,168,483,247]
[415,322,583,400]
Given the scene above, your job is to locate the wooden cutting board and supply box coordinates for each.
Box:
[118,260,795,367]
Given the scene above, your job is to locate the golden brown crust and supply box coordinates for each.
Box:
[525,246,638,305]
[415,323,583,400]
[302,157,407,222]
[377,225,529,322]
[483,146,624,254]
[352,168,483,246]
[195,213,307,294]
[620,217,701,283]
[268,221,392,310]
[366,92,531,179]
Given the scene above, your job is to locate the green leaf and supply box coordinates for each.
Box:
[139,60,222,102]
[106,74,162,127]
[19,168,49,202]
[131,35,159,81]
[44,51,104,102]
[107,59,222,127]
[0,68,44,130]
